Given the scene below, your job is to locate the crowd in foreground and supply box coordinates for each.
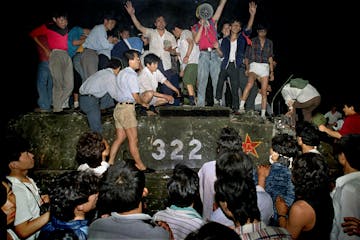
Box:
[1,117,360,239]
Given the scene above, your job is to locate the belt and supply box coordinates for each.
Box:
[118,102,135,105]
[200,47,215,52]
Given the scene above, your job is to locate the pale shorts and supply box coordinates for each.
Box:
[113,103,137,129]
[149,96,159,106]
[249,62,270,78]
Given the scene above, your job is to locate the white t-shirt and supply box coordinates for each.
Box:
[7,176,41,240]
[177,29,200,65]
[144,28,177,71]
[324,111,342,125]
[77,161,110,177]
[138,67,166,93]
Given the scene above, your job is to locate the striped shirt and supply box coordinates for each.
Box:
[153,205,205,240]
[236,221,292,240]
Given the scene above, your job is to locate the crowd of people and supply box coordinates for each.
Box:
[2,0,360,239]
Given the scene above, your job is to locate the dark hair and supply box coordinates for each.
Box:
[102,10,118,21]
[185,221,240,240]
[215,176,260,226]
[292,153,330,200]
[167,164,199,207]
[333,134,360,170]
[51,10,68,19]
[144,53,161,66]
[256,23,268,31]
[47,170,100,221]
[75,132,105,168]
[2,133,30,176]
[107,58,122,69]
[99,160,145,213]
[46,229,79,240]
[343,100,359,112]
[123,49,139,62]
[272,133,299,166]
[216,127,243,155]
[229,18,242,27]
[216,151,254,179]
[295,121,320,147]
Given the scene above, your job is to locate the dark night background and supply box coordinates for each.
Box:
[2,0,357,135]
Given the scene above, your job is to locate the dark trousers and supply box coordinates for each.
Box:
[216,62,240,110]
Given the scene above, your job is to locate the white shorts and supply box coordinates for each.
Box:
[249,62,270,78]
[149,96,159,106]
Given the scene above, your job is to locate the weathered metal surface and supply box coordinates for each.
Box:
[10,108,275,170]
[8,108,296,213]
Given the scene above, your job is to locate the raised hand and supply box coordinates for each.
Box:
[125,1,135,16]
[249,1,257,16]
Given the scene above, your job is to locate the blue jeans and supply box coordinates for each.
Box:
[197,50,221,107]
[80,95,102,133]
[37,61,53,110]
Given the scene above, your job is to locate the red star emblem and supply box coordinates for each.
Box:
[242,134,262,158]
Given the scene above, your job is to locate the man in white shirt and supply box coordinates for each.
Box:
[125,1,179,97]
[139,53,180,115]
[281,79,321,126]
[171,23,200,106]
[330,134,360,240]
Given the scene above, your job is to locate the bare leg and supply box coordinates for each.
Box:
[259,77,269,117]
[125,127,146,170]
[109,128,127,165]
[240,72,257,110]
[187,84,195,96]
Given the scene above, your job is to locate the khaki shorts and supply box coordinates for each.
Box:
[183,63,198,86]
[113,103,137,129]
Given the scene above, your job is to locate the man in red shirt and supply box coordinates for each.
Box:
[318,101,360,139]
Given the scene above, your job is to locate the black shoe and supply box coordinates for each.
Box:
[53,111,67,115]
[141,168,156,173]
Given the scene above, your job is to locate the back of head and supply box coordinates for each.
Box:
[107,58,122,69]
[99,160,145,213]
[48,170,100,222]
[334,134,360,170]
[215,176,260,226]
[216,127,243,155]
[292,152,330,200]
[216,151,254,179]
[75,132,105,168]
[272,133,299,166]
[295,121,320,147]
[167,164,199,207]
[185,221,240,240]
[46,229,79,240]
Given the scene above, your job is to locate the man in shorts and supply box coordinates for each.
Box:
[108,49,155,173]
[138,53,180,115]
[171,23,199,105]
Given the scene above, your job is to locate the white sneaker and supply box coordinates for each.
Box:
[239,107,245,113]
[74,101,79,109]
[213,98,220,106]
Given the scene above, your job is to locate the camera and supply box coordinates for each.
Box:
[40,202,51,215]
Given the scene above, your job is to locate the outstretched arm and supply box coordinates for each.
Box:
[245,1,257,31]
[213,0,228,22]
[318,124,342,139]
[124,1,147,35]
